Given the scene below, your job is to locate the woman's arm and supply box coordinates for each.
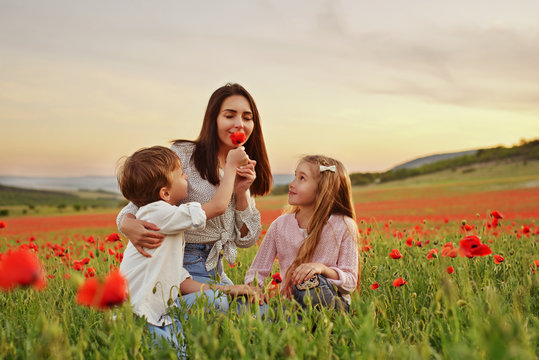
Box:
[180,278,265,305]
[118,202,165,258]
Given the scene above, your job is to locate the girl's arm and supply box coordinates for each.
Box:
[244,222,278,287]
[118,202,165,258]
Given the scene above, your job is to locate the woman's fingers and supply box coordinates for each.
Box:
[141,220,160,232]
[135,244,152,258]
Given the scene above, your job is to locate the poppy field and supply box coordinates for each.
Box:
[1,173,538,359]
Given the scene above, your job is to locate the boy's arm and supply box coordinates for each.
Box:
[201,162,237,220]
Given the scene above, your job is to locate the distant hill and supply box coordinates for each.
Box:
[391,150,478,171]
[0,184,122,208]
[350,139,539,186]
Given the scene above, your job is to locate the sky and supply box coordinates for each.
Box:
[1,0,538,177]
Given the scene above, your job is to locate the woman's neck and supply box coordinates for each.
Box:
[217,145,230,169]
[295,206,314,229]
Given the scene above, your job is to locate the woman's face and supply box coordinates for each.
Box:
[216,95,255,149]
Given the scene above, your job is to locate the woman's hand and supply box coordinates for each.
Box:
[221,284,266,305]
[234,159,257,197]
[291,262,329,284]
[120,214,165,257]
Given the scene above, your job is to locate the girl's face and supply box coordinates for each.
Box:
[216,95,255,149]
[288,161,319,208]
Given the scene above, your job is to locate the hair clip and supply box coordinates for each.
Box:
[319,165,336,173]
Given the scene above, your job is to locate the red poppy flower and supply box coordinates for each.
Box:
[492,218,499,228]
[229,132,246,146]
[522,226,530,234]
[389,249,403,259]
[0,221,6,229]
[63,273,71,280]
[446,266,454,274]
[371,282,379,290]
[494,255,504,264]
[228,262,236,268]
[0,249,47,291]
[441,242,458,258]
[76,270,127,310]
[534,260,539,267]
[106,233,121,242]
[459,235,492,258]
[426,248,438,260]
[392,277,408,287]
[416,241,423,248]
[108,248,116,256]
[271,272,282,285]
[405,237,413,247]
[490,210,503,219]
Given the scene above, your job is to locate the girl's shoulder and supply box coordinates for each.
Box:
[328,214,358,232]
[268,213,296,230]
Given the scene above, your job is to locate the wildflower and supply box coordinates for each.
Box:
[108,248,116,256]
[86,236,96,244]
[0,249,47,291]
[441,242,458,258]
[76,270,127,310]
[228,262,236,268]
[229,132,246,146]
[405,237,413,247]
[271,273,282,285]
[392,277,408,287]
[522,226,530,234]
[63,273,71,280]
[106,233,121,242]
[446,266,454,274]
[0,221,6,229]
[490,210,503,219]
[416,241,423,248]
[371,282,379,290]
[389,249,403,259]
[426,248,438,260]
[494,255,504,264]
[459,235,492,258]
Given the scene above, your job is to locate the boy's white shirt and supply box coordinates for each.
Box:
[119,200,206,326]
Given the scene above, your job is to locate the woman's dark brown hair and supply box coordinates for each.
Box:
[173,83,272,196]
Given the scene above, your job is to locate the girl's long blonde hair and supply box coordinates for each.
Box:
[284,155,361,292]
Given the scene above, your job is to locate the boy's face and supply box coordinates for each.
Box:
[166,163,188,205]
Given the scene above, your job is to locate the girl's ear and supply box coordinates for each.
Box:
[159,187,170,202]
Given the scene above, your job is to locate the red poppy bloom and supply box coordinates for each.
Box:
[416,241,423,248]
[76,270,127,310]
[63,273,71,280]
[0,221,6,229]
[228,262,236,268]
[389,249,403,259]
[229,132,247,146]
[106,233,121,242]
[494,255,504,264]
[405,237,413,247]
[0,249,47,291]
[392,277,408,287]
[459,235,492,258]
[446,266,454,274]
[108,248,116,256]
[490,210,503,219]
[441,242,458,258]
[426,248,438,260]
[371,282,379,290]
[522,226,530,234]
[271,272,282,285]
[534,260,539,267]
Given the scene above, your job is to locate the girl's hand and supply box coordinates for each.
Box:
[234,159,257,195]
[120,214,165,257]
[226,146,249,168]
[291,262,327,284]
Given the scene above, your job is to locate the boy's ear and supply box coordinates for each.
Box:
[159,187,170,202]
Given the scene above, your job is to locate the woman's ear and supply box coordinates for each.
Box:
[159,187,170,202]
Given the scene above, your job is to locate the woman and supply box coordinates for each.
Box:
[117,83,272,287]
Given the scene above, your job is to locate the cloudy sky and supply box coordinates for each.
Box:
[1,0,538,177]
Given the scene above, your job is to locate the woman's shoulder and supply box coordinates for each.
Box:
[171,140,196,154]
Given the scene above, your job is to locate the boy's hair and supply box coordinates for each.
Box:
[285,155,361,291]
[117,146,181,207]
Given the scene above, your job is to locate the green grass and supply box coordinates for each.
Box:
[1,220,538,359]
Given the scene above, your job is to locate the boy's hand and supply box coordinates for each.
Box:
[226,146,249,168]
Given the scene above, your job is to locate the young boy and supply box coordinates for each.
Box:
[117,145,258,353]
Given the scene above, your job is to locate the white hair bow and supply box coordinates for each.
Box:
[319,165,336,173]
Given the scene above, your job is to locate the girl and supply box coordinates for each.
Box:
[117,83,272,292]
[244,155,360,311]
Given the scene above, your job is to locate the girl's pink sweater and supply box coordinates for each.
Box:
[244,213,359,300]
